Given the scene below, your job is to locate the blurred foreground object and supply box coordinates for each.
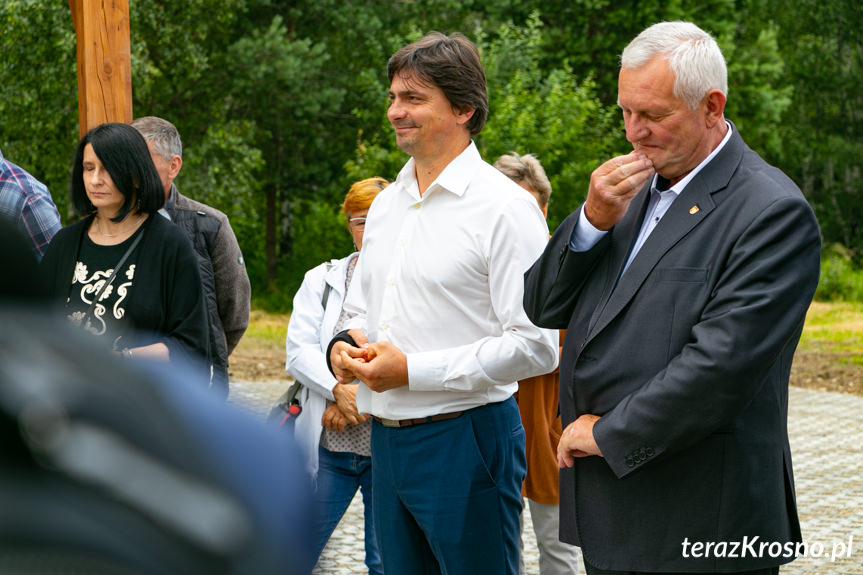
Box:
[0,308,314,574]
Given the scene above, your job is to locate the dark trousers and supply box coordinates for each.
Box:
[584,559,780,575]
[371,397,526,575]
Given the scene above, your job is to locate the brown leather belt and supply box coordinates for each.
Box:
[374,410,464,428]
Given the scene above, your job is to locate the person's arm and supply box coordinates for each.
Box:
[157,231,210,370]
[120,342,170,362]
[327,258,373,386]
[210,216,251,355]
[523,208,608,329]
[287,262,366,424]
[20,183,62,260]
[524,151,653,329]
[558,414,602,467]
[594,194,821,478]
[286,262,342,401]
[402,196,559,393]
[337,339,408,392]
[321,402,351,432]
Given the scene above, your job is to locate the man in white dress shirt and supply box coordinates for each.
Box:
[327,32,558,575]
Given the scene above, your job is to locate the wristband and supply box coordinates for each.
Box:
[325,330,359,376]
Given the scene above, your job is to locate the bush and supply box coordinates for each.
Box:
[815,243,863,302]
[253,199,354,313]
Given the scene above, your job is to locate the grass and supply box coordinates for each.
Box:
[245,302,862,354]
[234,301,863,393]
[230,309,292,381]
[798,301,863,364]
[244,309,290,342]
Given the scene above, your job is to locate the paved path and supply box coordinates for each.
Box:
[229,382,862,574]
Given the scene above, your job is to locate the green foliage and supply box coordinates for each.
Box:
[132,2,350,289]
[223,14,346,194]
[816,244,863,302]
[531,0,696,102]
[344,129,407,185]
[181,122,264,217]
[130,0,249,114]
[722,22,793,158]
[257,199,354,311]
[4,0,862,309]
[751,0,863,249]
[179,121,267,286]
[288,199,353,285]
[478,14,622,230]
[345,14,623,233]
[0,1,78,219]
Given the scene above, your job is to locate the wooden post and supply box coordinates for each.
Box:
[69,0,133,138]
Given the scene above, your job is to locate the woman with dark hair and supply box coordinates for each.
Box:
[41,122,209,372]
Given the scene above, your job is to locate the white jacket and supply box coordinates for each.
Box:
[285,254,355,478]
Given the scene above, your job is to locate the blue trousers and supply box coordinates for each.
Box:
[312,446,383,575]
[371,397,526,575]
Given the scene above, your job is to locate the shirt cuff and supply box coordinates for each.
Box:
[405,351,446,391]
[569,205,607,252]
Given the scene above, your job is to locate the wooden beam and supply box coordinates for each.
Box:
[69,0,133,138]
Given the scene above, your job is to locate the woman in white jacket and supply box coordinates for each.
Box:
[285,177,387,575]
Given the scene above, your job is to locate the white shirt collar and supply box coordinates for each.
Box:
[394,141,479,201]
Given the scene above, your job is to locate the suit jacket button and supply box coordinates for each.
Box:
[646,447,655,457]
[625,456,635,468]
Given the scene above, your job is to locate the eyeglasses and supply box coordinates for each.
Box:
[349,217,366,228]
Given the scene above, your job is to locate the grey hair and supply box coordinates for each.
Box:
[130,116,183,160]
[494,152,552,208]
[621,21,727,110]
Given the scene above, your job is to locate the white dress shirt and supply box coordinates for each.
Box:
[343,142,559,419]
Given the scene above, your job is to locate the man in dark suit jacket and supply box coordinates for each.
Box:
[523,21,821,575]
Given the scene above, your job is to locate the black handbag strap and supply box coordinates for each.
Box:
[280,261,338,412]
[284,262,335,406]
[285,379,302,403]
[321,262,334,308]
[84,230,145,321]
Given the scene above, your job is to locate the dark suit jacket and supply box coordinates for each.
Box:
[523,126,821,572]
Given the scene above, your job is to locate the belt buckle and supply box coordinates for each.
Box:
[378,417,402,428]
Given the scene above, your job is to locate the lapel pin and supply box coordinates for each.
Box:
[689,205,700,215]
